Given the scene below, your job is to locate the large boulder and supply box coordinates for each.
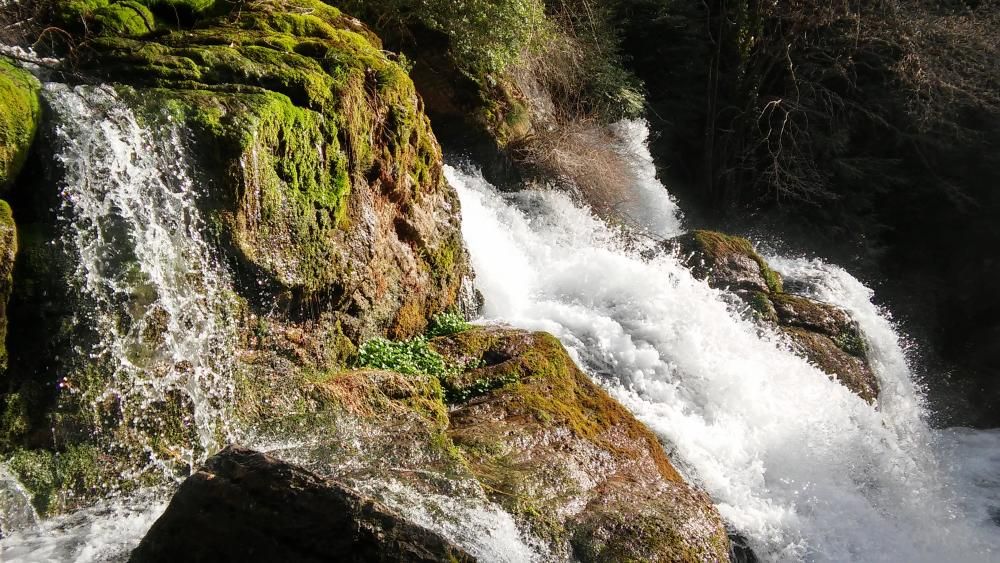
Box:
[668,230,877,403]
[431,327,732,562]
[73,0,471,342]
[129,446,474,562]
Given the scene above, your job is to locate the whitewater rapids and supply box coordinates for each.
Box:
[449,121,1000,562]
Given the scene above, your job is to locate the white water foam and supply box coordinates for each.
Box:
[0,492,168,562]
[1,83,237,561]
[608,119,684,239]
[449,125,1000,560]
[354,479,550,562]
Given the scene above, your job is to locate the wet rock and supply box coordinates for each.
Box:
[0,200,15,369]
[669,230,782,295]
[432,327,732,562]
[666,231,878,403]
[129,446,473,563]
[74,0,472,341]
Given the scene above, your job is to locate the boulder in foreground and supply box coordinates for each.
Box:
[129,446,473,563]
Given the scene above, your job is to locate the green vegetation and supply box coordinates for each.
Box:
[426,311,471,338]
[0,59,41,191]
[6,444,104,516]
[356,336,455,378]
[0,199,15,369]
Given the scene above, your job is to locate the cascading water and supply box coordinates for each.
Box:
[0,83,237,560]
[449,120,1000,562]
[1,80,547,562]
[1,78,996,561]
[47,83,237,466]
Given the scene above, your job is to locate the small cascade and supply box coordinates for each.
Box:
[449,120,1000,561]
[46,83,237,470]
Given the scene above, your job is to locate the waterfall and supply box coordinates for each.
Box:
[46,83,237,467]
[1,83,996,560]
[0,82,237,560]
[450,120,1000,562]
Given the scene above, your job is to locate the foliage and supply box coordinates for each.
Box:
[444,370,515,403]
[355,336,456,378]
[426,311,471,338]
[341,0,546,77]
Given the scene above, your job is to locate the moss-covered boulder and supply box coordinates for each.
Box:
[667,230,878,403]
[0,59,41,191]
[71,0,470,341]
[671,230,783,296]
[431,327,732,562]
[0,200,15,370]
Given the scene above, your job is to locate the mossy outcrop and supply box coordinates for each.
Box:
[0,0,471,515]
[0,59,41,191]
[71,0,470,340]
[668,230,878,403]
[431,327,732,562]
[0,200,15,370]
[204,324,731,560]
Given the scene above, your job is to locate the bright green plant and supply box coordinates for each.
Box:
[355,336,456,378]
[426,311,471,338]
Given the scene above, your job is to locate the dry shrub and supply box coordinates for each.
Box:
[514,120,632,216]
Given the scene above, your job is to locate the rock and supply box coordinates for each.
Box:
[432,327,732,562]
[666,231,878,403]
[669,230,783,295]
[0,200,15,369]
[0,0,475,511]
[75,0,471,341]
[129,446,474,563]
[0,58,41,192]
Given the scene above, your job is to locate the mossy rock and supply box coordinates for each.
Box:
[0,59,41,192]
[669,230,782,294]
[432,327,731,561]
[666,230,878,404]
[55,0,157,36]
[0,200,15,369]
[69,0,469,337]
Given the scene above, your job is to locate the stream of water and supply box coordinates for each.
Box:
[449,120,1000,561]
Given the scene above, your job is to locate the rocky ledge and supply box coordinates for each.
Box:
[669,230,878,403]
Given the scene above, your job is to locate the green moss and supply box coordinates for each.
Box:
[0,59,41,191]
[748,290,777,322]
[0,392,29,448]
[835,329,869,358]
[78,0,447,300]
[6,444,103,516]
[0,199,15,369]
[56,0,159,35]
[691,230,784,293]
[93,1,155,36]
